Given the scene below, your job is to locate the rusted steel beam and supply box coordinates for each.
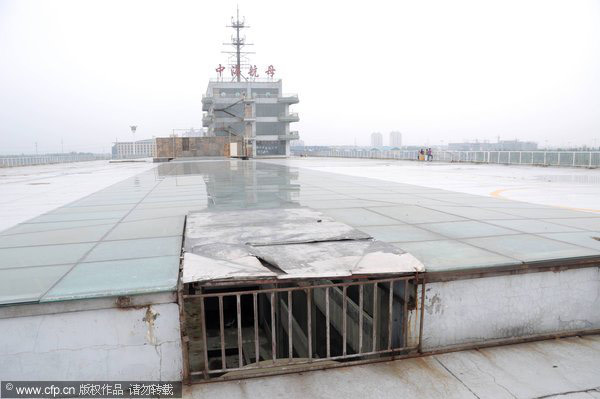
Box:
[184,276,413,299]
[199,296,209,379]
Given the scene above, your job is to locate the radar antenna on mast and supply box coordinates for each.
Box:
[222,6,255,82]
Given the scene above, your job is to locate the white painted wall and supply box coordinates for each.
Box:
[422,267,600,350]
[0,303,182,380]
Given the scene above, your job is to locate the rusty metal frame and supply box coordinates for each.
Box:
[184,275,422,382]
[176,217,191,384]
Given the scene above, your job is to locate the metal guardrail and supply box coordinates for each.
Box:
[0,154,111,168]
[203,93,297,100]
[278,113,299,122]
[111,154,153,160]
[185,275,421,382]
[293,150,600,168]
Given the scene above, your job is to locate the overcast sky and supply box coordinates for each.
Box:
[0,0,599,153]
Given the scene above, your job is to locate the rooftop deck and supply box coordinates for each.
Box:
[185,334,600,399]
[1,158,599,306]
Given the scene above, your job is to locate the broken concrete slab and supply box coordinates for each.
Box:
[182,253,277,284]
[182,208,424,282]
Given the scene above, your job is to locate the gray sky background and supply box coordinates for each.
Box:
[0,0,599,154]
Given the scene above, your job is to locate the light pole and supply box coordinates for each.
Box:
[130,125,137,158]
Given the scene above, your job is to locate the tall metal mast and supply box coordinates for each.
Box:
[223,6,254,82]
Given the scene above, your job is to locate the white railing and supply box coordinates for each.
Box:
[111,154,153,160]
[292,150,600,168]
[0,154,111,168]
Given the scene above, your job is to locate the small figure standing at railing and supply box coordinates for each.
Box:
[427,148,433,161]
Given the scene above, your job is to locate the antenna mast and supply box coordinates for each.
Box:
[223,6,254,82]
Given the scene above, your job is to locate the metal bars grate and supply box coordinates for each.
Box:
[185,275,422,382]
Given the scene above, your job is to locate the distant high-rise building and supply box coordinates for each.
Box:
[371,132,383,147]
[389,131,402,147]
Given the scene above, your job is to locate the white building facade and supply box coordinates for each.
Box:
[112,139,156,159]
[202,79,299,157]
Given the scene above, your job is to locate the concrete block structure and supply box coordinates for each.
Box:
[155,136,242,158]
[202,80,299,157]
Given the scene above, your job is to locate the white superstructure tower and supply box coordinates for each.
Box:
[201,8,299,157]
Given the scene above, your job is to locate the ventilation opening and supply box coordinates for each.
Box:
[182,275,422,383]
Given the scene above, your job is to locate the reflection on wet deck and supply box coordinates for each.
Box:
[1,159,599,306]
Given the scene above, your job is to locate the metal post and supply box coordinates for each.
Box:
[271,292,276,362]
[387,282,393,350]
[200,296,209,378]
[372,283,378,352]
[236,294,243,368]
[253,293,259,364]
[307,288,312,360]
[418,274,426,353]
[342,286,347,356]
[403,280,409,348]
[358,285,363,354]
[219,296,226,370]
[325,287,331,358]
[288,291,293,360]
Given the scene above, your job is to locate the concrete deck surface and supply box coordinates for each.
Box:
[274,157,600,213]
[1,159,599,305]
[184,334,600,399]
[0,160,155,231]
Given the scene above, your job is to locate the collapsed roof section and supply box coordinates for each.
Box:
[182,207,425,284]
